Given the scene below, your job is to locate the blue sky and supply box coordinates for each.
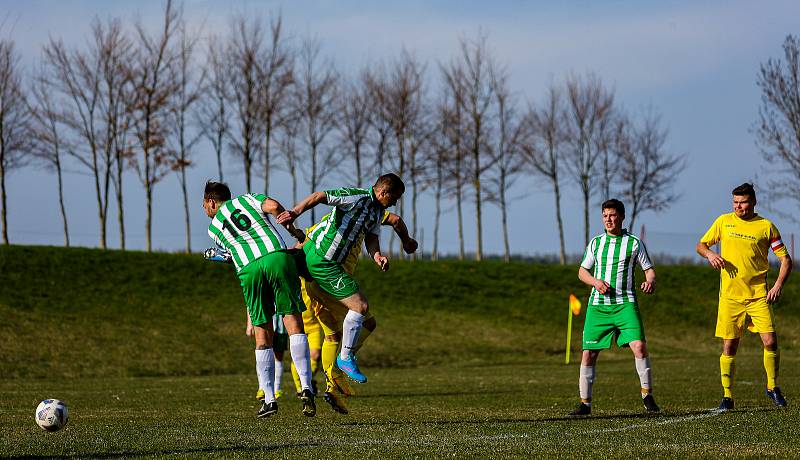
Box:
[3,0,799,259]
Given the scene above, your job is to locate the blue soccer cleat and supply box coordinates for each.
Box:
[336,356,367,384]
[766,387,788,407]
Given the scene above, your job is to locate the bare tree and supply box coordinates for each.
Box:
[196,34,229,182]
[338,70,372,187]
[129,0,180,252]
[296,37,338,224]
[168,22,203,253]
[363,65,394,179]
[29,65,72,246]
[276,107,301,204]
[450,33,497,261]
[0,40,30,244]
[522,85,568,264]
[257,14,293,196]
[226,15,264,192]
[439,59,467,260]
[563,72,615,246]
[755,34,800,217]
[486,67,525,262]
[616,110,686,228]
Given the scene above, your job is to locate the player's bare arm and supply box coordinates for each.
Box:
[261,198,305,241]
[365,233,389,272]
[640,268,656,294]
[276,191,328,225]
[696,242,726,269]
[767,254,793,303]
[383,212,418,254]
[578,266,609,294]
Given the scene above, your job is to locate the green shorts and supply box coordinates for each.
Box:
[582,302,645,350]
[304,244,360,300]
[238,251,305,327]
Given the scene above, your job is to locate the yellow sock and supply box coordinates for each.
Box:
[720,354,735,398]
[322,339,342,381]
[290,362,302,393]
[352,327,373,355]
[311,353,320,377]
[764,349,779,390]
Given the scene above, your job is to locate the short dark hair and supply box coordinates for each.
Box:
[601,198,625,218]
[375,173,405,195]
[732,182,756,201]
[204,180,231,203]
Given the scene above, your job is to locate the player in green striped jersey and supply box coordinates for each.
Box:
[202,181,316,418]
[569,199,660,416]
[277,173,405,384]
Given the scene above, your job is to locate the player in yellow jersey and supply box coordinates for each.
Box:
[303,210,417,414]
[697,183,793,411]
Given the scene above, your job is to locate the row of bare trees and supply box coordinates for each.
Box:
[0,3,688,262]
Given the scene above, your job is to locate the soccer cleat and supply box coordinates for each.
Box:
[323,390,350,415]
[766,387,788,407]
[256,388,265,401]
[328,373,356,397]
[642,394,661,413]
[275,389,284,400]
[300,389,316,417]
[716,397,734,412]
[311,379,318,395]
[257,401,278,418]
[336,356,367,384]
[568,402,592,416]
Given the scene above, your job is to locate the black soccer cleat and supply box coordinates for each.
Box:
[569,402,592,416]
[642,394,660,413]
[766,387,788,408]
[300,389,316,417]
[716,397,734,412]
[323,391,349,415]
[257,400,278,418]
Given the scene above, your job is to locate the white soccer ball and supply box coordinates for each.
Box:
[35,399,69,432]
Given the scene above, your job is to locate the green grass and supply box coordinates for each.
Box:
[1,245,800,458]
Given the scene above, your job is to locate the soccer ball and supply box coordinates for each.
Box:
[35,399,69,432]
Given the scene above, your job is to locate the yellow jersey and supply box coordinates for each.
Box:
[306,210,390,275]
[700,212,788,299]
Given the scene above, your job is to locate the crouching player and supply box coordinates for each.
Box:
[569,199,660,416]
[201,180,316,418]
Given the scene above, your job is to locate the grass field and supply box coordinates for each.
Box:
[1,246,799,458]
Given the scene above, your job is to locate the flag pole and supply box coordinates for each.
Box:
[566,301,573,364]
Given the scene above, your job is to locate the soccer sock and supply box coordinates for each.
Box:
[764,349,779,390]
[289,333,313,391]
[341,310,365,360]
[635,357,652,397]
[274,359,284,392]
[579,366,595,405]
[255,348,276,404]
[322,338,344,382]
[351,325,373,355]
[720,354,735,399]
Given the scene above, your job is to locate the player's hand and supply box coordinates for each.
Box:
[706,252,726,270]
[374,253,389,272]
[640,281,655,294]
[402,238,419,254]
[276,209,298,225]
[767,284,782,304]
[593,279,610,294]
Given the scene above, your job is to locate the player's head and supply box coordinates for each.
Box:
[373,173,405,207]
[601,199,625,234]
[203,180,231,218]
[732,183,756,218]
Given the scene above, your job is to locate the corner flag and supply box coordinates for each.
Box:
[565,294,582,364]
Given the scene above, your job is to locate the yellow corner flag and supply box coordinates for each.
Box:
[566,294,582,364]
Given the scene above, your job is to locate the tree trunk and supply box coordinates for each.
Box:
[310,144,317,224]
[181,166,191,253]
[474,152,483,262]
[264,122,271,195]
[553,178,566,265]
[56,155,70,247]
[0,155,7,245]
[116,152,125,251]
[146,179,153,253]
[355,143,362,188]
[582,182,590,247]
[500,178,509,263]
[433,165,441,261]
[92,154,107,250]
[411,172,418,261]
[216,132,224,182]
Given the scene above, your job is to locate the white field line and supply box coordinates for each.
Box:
[582,411,722,434]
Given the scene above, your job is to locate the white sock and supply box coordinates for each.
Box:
[635,357,652,396]
[340,310,365,360]
[274,359,284,392]
[255,349,276,403]
[290,333,313,391]
[579,366,595,404]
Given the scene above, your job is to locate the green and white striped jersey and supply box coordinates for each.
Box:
[308,187,384,263]
[580,230,653,306]
[208,193,287,272]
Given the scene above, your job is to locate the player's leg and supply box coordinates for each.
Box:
[716,298,746,411]
[748,298,787,407]
[335,290,370,383]
[272,315,289,399]
[570,305,613,416]
[617,302,660,412]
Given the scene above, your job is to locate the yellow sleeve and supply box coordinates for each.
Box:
[769,222,789,258]
[699,216,723,246]
[381,210,390,224]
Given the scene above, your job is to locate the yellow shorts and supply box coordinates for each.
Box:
[303,279,372,337]
[715,297,775,339]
